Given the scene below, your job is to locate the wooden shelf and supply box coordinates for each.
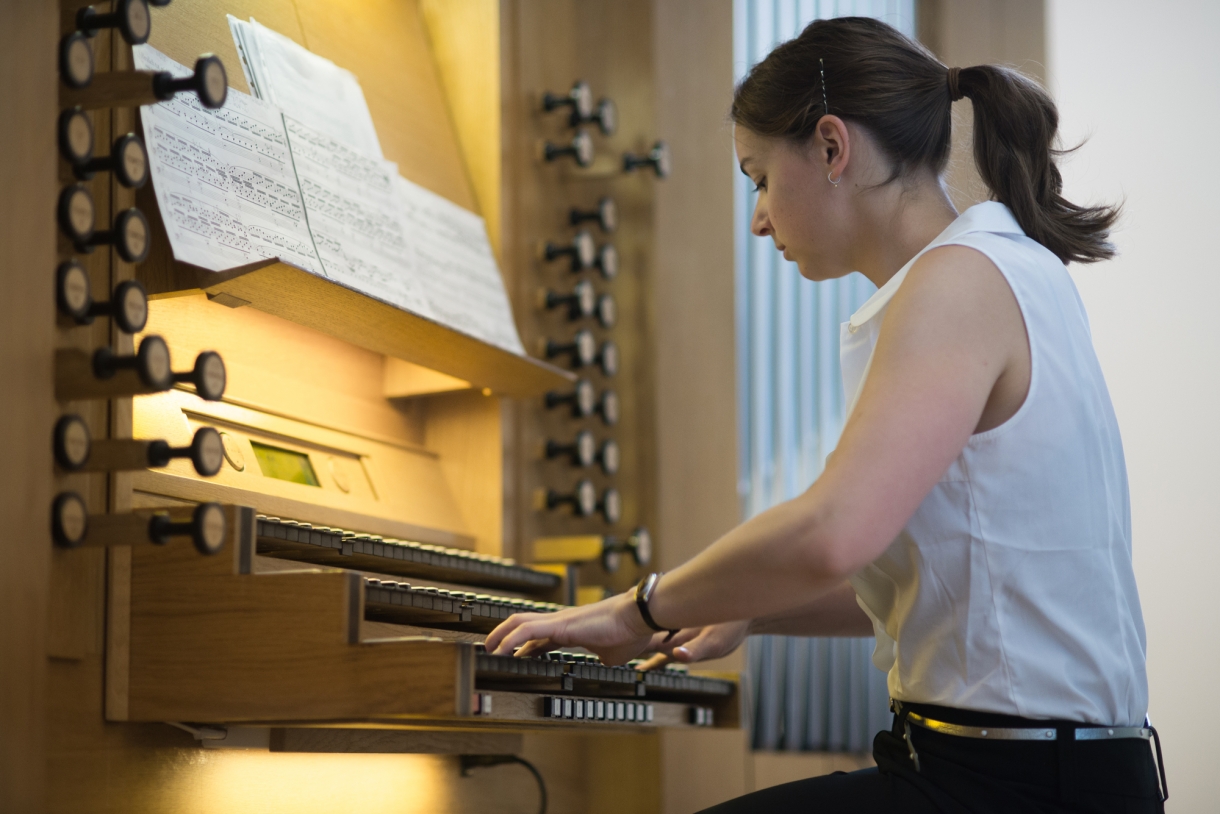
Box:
[143,258,574,398]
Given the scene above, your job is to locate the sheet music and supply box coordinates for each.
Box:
[395,176,526,355]
[284,116,436,319]
[228,16,384,159]
[132,44,322,274]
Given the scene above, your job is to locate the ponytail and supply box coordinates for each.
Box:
[955,65,1117,264]
[731,17,1118,264]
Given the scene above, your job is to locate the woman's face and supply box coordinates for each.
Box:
[734,124,856,282]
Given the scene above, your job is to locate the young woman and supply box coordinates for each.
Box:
[486,16,1165,813]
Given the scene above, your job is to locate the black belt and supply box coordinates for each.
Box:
[892,700,1168,802]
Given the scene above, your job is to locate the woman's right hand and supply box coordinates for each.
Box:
[636,619,751,671]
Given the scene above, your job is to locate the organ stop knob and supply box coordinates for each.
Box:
[543,131,594,168]
[57,261,148,333]
[544,380,619,425]
[544,480,622,524]
[623,141,672,179]
[76,0,152,46]
[546,431,618,474]
[533,528,651,572]
[542,81,594,121]
[63,54,228,111]
[543,230,596,271]
[570,197,618,233]
[59,32,94,90]
[53,417,223,477]
[57,186,150,263]
[58,107,93,168]
[580,97,618,136]
[593,243,618,280]
[52,495,226,556]
[541,281,615,327]
[76,133,149,189]
[545,330,618,376]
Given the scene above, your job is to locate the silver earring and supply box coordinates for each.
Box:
[828,171,842,187]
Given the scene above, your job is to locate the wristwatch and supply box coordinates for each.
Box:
[633,572,678,641]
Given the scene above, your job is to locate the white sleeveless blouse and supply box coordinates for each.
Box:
[842,202,1148,727]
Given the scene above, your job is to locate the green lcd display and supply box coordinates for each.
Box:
[250,441,320,486]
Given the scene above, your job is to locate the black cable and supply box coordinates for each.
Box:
[459,754,548,814]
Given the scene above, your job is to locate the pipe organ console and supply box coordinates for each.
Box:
[16,2,737,810]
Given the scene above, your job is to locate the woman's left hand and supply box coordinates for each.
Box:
[484,591,656,665]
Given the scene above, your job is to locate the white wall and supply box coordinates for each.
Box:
[1047,1,1220,807]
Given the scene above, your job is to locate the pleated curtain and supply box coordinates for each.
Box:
[732,0,916,752]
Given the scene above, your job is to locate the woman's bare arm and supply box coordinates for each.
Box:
[484,246,1027,663]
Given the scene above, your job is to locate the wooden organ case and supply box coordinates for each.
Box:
[7,1,740,812]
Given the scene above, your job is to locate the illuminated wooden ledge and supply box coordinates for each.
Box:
[143,258,574,398]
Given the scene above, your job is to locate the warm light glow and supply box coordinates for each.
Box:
[166,750,457,813]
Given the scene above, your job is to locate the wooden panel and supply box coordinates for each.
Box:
[127,563,466,722]
[140,262,572,398]
[292,0,476,210]
[271,728,523,754]
[0,2,56,809]
[424,390,505,556]
[419,0,503,250]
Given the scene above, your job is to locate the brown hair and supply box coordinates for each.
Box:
[731,16,1117,264]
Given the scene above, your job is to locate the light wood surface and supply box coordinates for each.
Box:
[140,261,573,397]
[419,0,503,251]
[60,70,162,110]
[271,727,523,755]
[423,390,505,556]
[0,3,57,810]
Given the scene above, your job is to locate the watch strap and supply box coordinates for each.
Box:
[633,572,678,641]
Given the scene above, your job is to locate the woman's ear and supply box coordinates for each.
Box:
[815,115,851,182]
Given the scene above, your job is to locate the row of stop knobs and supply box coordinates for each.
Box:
[51,4,234,557]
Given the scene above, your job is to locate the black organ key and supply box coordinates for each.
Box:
[57,262,148,334]
[59,32,94,90]
[58,107,94,169]
[543,230,596,271]
[542,80,594,121]
[75,133,149,189]
[570,197,618,234]
[623,140,672,179]
[76,0,152,46]
[543,131,594,168]
[63,54,228,111]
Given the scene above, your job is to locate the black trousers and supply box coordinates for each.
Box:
[700,703,1166,814]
